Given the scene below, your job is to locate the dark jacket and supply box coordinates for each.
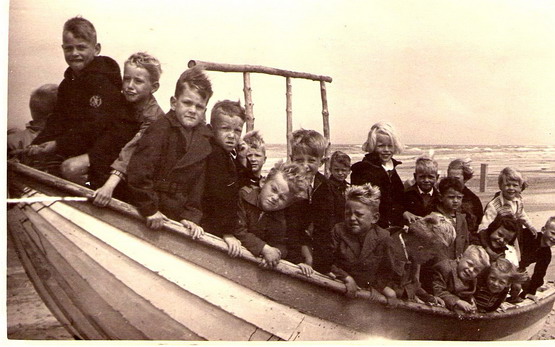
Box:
[519,230,552,296]
[234,186,288,257]
[351,153,405,229]
[461,186,484,233]
[330,222,390,289]
[432,210,470,260]
[403,184,439,222]
[285,172,335,273]
[432,259,477,310]
[328,176,349,226]
[127,111,212,224]
[201,140,253,237]
[33,56,128,158]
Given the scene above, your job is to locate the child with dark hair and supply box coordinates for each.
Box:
[477,214,520,264]
[238,130,267,187]
[447,159,483,233]
[328,151,351,226]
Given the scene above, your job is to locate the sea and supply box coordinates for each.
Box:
[262,144,555,183]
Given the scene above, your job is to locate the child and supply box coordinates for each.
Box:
[518,216,555,299]
[431,177,470,260]
[432,245,490,313]
[232,162,309,268]
[351,122,405,230]
[447,159,483,233]
[285,129,334,276]
[474,257,528,312]
[403,155,440,225]
[239,130,267,187]
[27,17,132,182]
[330,183,390,297]
[328,151,351,226]
[127,67,213,237]
[93,52,165,206]
[201,100,253,242]
[477,214,520,265]
[478,167,538,236]
[376,215,446,305]
[8,84,58,157]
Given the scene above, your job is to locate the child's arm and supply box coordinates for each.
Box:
[517,208,539,236]
[180,219,204,240]
[432,263,465,310]
[93,172,122,206]
[298,245,314,277]
[478,200,497,233]
[525,248,552,296]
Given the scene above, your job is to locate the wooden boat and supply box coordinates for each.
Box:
[7,61,555,340]
[7,161,555,341]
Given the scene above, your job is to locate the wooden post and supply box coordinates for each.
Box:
[286,77,293,161]
[243,72,254,132]
[320,81,330,176]
[480,163,488,192]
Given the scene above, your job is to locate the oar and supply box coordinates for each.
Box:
[7,196,89,204]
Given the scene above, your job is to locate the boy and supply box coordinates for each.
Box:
[231,162,309,268]
[201,100,253,242]
[286,129,334,276]
[93,52,165,206]
[432,245,490,313]
[518,216,555,299]
[330,183,389,297]
[431,177,470,260]
[328,151,351,226]
[8,84,58,157]
[447,159,483,233]
[403,155,440,225]
[28,17,132,181]
[126,67,213,237]
[239,130,267,187]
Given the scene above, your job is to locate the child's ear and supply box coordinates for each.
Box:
[320,157,328,167]
[170,96,176,111]
[371,211,380,224]
[151,81,160,94]
[94,43,101,56]
[413,173,417,181]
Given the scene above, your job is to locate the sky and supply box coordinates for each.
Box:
[5,0,555,145]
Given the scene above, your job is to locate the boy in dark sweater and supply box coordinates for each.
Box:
[447,159,483,233]
[328,151,351,226]
[403,155,440,225]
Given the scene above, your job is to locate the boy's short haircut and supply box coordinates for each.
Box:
[63,16,97,44]
[498,167,528,191]
[415,155,438,174]
[485,214,520,243]
[29,84,58,122]
[545,216,555,229]
[126,52,162,82]
[243,130,265,153]
[448,159,474,181]
[265,161,309,199]
[290,129,329,159]
[345,183,381,211]
[210,100,246,124]
[437,176,465,195]
[174,67,213,101]
[490,257,529,284]
[462,245,490,270]
[361,122,403,154]
[330,151,351,168]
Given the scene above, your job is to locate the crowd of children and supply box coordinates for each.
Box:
[13,16,555,315]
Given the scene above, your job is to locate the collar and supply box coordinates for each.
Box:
[417,186,434,196]
[166,111,212,137]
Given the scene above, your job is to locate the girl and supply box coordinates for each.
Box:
[351,122,405,230]
[478,214,520,265]
[474,257,528,312]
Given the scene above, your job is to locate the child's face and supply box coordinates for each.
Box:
[170,87,208,129]
[246,147,266,175]
[457,254,483,282]
[489,226,515,249]
[344,200,379,235]
[212,114,245,153]
[486,269,510,294]
[438,187,464,214]
[414,168,438,193]
[500,178,522,201]
[62,31,100,75]
[258,172,292,212]
[375,133,394,164]
[447,168,465,185]
[291,153,322,178]
[541,222,555,247]
[330,162,350,182]
[123,64,159,105]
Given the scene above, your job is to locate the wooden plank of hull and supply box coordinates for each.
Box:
[44,200,369,341]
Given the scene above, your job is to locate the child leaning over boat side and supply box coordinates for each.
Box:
[330,183,390,297]
[201,100,254,251]
[127,67,213,236]
[285,129,335,276]
[328,151,351,226]
[476,214,520,265]
[231,162,309,267]
[93,52,165,206]
[237,130,267,187]
[350,122,405,231]
[403,155,440,225]
[447,159,483,233]
[432,245,490,313]
[474,257,528,313]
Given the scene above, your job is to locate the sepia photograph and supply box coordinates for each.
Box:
[4,0,555,343]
